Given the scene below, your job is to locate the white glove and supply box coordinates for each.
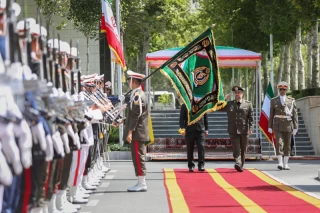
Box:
[52,131,65,157]
[293,129,298,136]
[45,135,54,162]
[0,122,23,175]
[268,128,272,134]
[13,119,32,169]
[80,128,90,145]
[86,123,94,146]
[60,133,70,154]
[74,133,81,150]
[0,144,13,186]
[31,122,47,151]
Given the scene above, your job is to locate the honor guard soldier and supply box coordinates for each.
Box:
[122,70,149,192]
[220,86,254,172]
[268,81,298,170]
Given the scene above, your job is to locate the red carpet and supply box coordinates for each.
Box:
[163,168,320,213]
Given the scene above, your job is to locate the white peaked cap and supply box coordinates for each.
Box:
[71,47,77,57]
[12,3,21,17]
[30,24,47,37]
[48,39,60,49]
[17,18,36,35]
[0,0,5,9]
[60,41,70,53]
[0,2,21,17]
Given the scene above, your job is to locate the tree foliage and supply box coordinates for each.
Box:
[68,0,101,39]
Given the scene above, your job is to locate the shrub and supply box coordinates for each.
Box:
[291,88,320,99]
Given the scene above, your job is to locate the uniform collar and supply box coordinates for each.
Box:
[130,86,142,99]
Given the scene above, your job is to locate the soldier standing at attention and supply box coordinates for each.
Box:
[221,86,254,172]
[120,70,149,192]
[179,103,208,172]
[268,81,298,170]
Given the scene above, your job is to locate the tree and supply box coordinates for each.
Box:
[158,93,172,106]
[68,0,101,74]
[34,0,70,29]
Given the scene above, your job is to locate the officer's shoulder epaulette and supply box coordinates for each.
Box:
[245,100,251,103]
[271,96,278,100]
[288,96,295,100]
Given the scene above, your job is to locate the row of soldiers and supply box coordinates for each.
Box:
[0,1,123,213]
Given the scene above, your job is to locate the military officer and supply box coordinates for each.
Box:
[268,81,298,170]
[121,70,149,192]
[220,86,254,172]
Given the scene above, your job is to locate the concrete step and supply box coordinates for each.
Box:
[262,151,315,156]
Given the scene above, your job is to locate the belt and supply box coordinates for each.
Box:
[274,115,291,119]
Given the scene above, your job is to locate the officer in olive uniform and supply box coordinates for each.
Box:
[123,70,149,192]
[268,81,298,170]
[220,86,254,172]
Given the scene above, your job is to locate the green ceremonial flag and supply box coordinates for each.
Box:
[160,27,226,125]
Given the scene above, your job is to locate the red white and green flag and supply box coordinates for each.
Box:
[101,0,127,70]
[259,82,276,151]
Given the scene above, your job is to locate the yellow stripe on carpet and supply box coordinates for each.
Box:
[163,168,190,213]
[249,169,320,209]
[206,169,267,213]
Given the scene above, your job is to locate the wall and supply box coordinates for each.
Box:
[15,0,100,75]
[296,96,320,155]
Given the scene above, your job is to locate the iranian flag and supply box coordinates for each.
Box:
[259,82,276,151]
[101,0,127,70]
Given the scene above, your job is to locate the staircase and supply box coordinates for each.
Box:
[150,109,315,156]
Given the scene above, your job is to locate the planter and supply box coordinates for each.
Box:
[107,151,132,160]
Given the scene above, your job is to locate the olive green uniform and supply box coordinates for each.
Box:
[268,96,298,156]
[123,87,149,176]
[220,99,254,167]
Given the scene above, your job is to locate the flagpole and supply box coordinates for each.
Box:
[116,0,123,146]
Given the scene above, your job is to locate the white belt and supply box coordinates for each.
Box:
[274,115,291,119]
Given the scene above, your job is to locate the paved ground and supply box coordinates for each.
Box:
[78,160,320,213]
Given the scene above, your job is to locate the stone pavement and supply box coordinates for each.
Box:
[78,160,320,213]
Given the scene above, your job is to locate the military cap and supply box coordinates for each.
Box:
[48,39,61,49]
[94,74,104,81]
[0,2,21,16]
[232,85,245,92]
[126,70,145,80]
[30,24,47,37]
[60,41,70,53]
[105,81,111,89]
[81,73,97,80]
[83,78,95,87]
[277,81,289,90]
[17,18,36,35]
[70,47,77,57]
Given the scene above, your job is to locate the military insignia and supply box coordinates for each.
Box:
[235,87,238,91]
[134,95,140,105]
[193,66,210,86]
[170,62,178,68]
[202,39,210,47]
[230,105,234,111]
[192,105,198,112]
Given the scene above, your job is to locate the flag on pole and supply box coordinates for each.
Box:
[101,0,127,70]
[259,82,276,152]
[160,27,226,125]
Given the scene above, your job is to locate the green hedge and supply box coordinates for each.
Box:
[108,143,131,151]
[290,88,320,99]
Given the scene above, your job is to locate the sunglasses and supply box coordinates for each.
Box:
[279,88,287,91]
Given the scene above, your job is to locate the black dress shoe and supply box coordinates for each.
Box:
[198,165,205,172]
[234,163,243,172]
[189,166,194,172]
[277,165,283,170]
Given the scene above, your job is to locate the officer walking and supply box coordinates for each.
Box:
[122,70,149,192]
[268,81,298,170]
[179,103,208,172]
[221,86,254,172]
